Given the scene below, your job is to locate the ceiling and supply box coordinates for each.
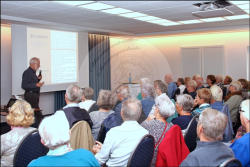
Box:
[1,1,249,36]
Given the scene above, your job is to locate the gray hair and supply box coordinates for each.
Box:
[155,94,175,119]
[39,113,70,149]
[140,78,152,86]
[66,84,82,102]
[29,57,40,65]
[154,80,167,94]
[176,94,194,112]
[198,108,227,141]
[82,87,94,100]
[187,79,197,89]
[117,85,130,99]
[210,85,223,101]
[121,98,142,121]
[230,81,242,91]
[141,83,155,98]
[97,89,113,110]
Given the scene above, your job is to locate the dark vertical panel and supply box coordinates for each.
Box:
[88,34,111,100]
[54,90,66,111]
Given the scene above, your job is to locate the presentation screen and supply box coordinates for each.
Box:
[27,27,78,85]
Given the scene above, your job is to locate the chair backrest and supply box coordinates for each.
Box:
[70,120,95,150]
[219,158,242,167]
[182,115,198,152]
[13,130,49,167]
[127,134,155,167]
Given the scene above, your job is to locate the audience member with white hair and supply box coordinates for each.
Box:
[230,99,250,167]
[164,74,177,99]
[215,75,227,99]
[180,108,234,167]
[1,100,36,166]
[79,87,99,113]
[93,98,148,166]
[53,84,92,129]
[141,94,175,166]
[172,94,194,130]
[186,80,197,99]
[140,78,155,117]
[28,114,99,167]
[225,81,243,134]
[210,85,234,142]
[193,74,204,90]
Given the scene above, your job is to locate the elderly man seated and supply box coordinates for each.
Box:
[230,99,250,167]
[92,98,148,166]
[54,84,92,129]
[180,108,234,167]
[28,114,99,166]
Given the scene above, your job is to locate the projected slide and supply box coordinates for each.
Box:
[27,27,78,85]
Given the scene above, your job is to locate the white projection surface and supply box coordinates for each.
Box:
[27,27,78,85]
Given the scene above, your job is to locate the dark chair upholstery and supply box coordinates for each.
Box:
[13,130,49,167]
[183,115,198,152]
[127,134,155,167]
[219,158,242,167]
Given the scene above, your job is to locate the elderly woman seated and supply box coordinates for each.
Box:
[28,114,99,166]
[192,88,212,116]
[1,100,36,166]
[141,94,175,166]
[90,90,114,140]
[172,94,194,129]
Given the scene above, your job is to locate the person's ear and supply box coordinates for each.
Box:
[41,138,44,145]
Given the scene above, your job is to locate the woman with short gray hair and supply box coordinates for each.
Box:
[172,94,194,130]
[141,94,175,167]
[90,90,114,140]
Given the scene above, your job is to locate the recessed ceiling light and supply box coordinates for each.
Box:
[120,12,147,18]
[179,20,203,24]
[158,22,181,26]
[102,8,132,14]
[133,16,161,21]
[79,2,115,10]
[55,1,94,6]
[146,19,173,24]
[225,14,249,20]
[201,17,226,22]
[230,1,249,5]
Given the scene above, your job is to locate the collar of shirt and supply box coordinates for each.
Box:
[121,120,139,127]
[63,103,79,109]
[199,103,210,109]
[47,144,72,156]
[79,100,96,110]
[29,67,36,73]
[197,141,221,148]
[212,101,223,107]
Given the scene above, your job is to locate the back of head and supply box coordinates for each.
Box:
[121,98,142,121]
[29,57,40,65]
[207,75,216,84]
[224,75,232,85]
[97,89,113,110]
[197,88,212,103]
[82,87,94,100]
[154,80,168,94]
[240,99,250,120]
[193,74,201,81]
[117,85,130,99]
[199,108,227,141]
[176,94,194,112]
[39,114,70,149]
[238,78,248,89]
[210,85,223,102]
[7,100,34,127]
[164,74,173,83]
[66,84,82,103]
[155,94,175,119]
[177,78,185,85]
[187,79,197,89]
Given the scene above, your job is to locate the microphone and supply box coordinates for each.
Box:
[38,70,42,77]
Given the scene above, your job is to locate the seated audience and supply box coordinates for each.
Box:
[28,114,99,167]
[53,84,92,129]
[238,78,249,99]
[89,90,114,140]
[172,94,194,130]
[176,78,186,95]
[164,74,177,99]
[180,108,234,167]
[1,100,35,166]
[216,75,227,98]
[93,98,148,166]
[230,99,250,167]
[141,94,175,166]
[183,77,191,94]
[225,81,243,134]
[192,88,211,116]
[210,85,234,142]
[79,87,99,113]
[206,74,216,88]
[223,75,233,96]
[194,74,204,90]
[140,78,155,117]
[186,80,197,99]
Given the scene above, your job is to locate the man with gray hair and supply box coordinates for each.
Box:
[79,87,99,113]
[93,98,148,166]
[164,74,177,99]
[22,57,44,127]
[54,84,92,129]
[180,108,234,167]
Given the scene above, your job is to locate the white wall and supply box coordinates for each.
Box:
[110,29,249,89]
[1,24,89,115]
